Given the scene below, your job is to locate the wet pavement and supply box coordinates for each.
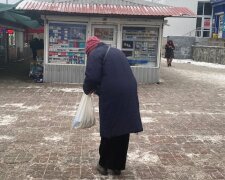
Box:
[0,60,225,179]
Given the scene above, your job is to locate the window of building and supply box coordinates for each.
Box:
[204,3,212,15]
[197,2,212,16]
[48,22,87,64]
[203,31,210,37]
[196,17,202,37]
[197,2,204,15]
[196,2,212,38]
[196,17,202,28]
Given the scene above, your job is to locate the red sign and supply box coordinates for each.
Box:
[204,19,211,29]
[7,29,14,34]
[26,27,44,34]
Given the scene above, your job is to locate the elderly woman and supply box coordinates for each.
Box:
[83,36,143,176]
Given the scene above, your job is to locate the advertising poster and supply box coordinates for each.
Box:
[48,23,86,64]
[204,19,211,29]
[122,26,159,66]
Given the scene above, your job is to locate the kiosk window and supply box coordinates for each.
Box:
[122,26,159,66]
[94,28,114,41]
[48,22,86,64]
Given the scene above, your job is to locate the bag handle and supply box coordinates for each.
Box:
[103,46,110,65]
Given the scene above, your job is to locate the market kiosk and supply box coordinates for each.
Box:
[16,0,194,83]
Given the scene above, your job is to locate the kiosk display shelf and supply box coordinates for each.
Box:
[122,26,159,66]
[48,23,86,64]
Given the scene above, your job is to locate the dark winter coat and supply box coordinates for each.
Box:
[83,43,143,138]
[165,44,175,59]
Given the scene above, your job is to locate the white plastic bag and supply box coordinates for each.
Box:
[72,93,95,129]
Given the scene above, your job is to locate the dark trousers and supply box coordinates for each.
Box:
[99,134,130,170]
[32,49,37,60]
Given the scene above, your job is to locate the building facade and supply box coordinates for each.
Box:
[0,2,40,65]
[211,0,225,39]
[149,0,213,38]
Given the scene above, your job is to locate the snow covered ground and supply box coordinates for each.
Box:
[161,58,225,88]
[166,58,225,69]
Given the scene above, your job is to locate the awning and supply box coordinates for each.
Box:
[0,3,17,12]
[0,2,40,29]
[16,0,195,17]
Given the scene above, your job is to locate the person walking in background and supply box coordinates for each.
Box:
[165,40,175,67]
[83,36,143,176]
[29,38,39,60]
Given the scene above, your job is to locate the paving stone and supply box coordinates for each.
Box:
[0,60,225,179]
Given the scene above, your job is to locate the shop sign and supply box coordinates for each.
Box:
[26,27,44,34]
[7,29,14,34]
[122,41,134,49]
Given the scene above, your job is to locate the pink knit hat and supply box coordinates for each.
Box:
[85,36,101,55]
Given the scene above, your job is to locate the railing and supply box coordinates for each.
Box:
[183,28,199,37]
[183,27,212,37]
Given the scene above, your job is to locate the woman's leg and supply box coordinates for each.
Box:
[98,137,109,175]
[98,134,130,175]
[169,58,173,66]
[167,58,170,66]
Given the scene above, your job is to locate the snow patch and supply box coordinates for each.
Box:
[144,102,161,106]
[39,116,49,121]
[171,58,225,69]
[0,115,17,126]
[140,109,154,114]
[0,103,41,111]
[44,135,63,142]
[0,103,24,108]
[164,110,178,115]
[141,117,156,123]
[162,57,225,87]
[174,69,225,87]
[19,86,41,89]
[195,135,225,143]
[0,135,14,140]
[21,105,41,111]
[128,150,159,164]
[52,88,83,93]
[57,111,76,116]
[94,107,99,113]
[91,133,100,137]
[186,153,193,158]
[90,133,101,142]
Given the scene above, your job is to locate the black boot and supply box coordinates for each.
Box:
[97,164,108,175]
[112,170,121,175]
